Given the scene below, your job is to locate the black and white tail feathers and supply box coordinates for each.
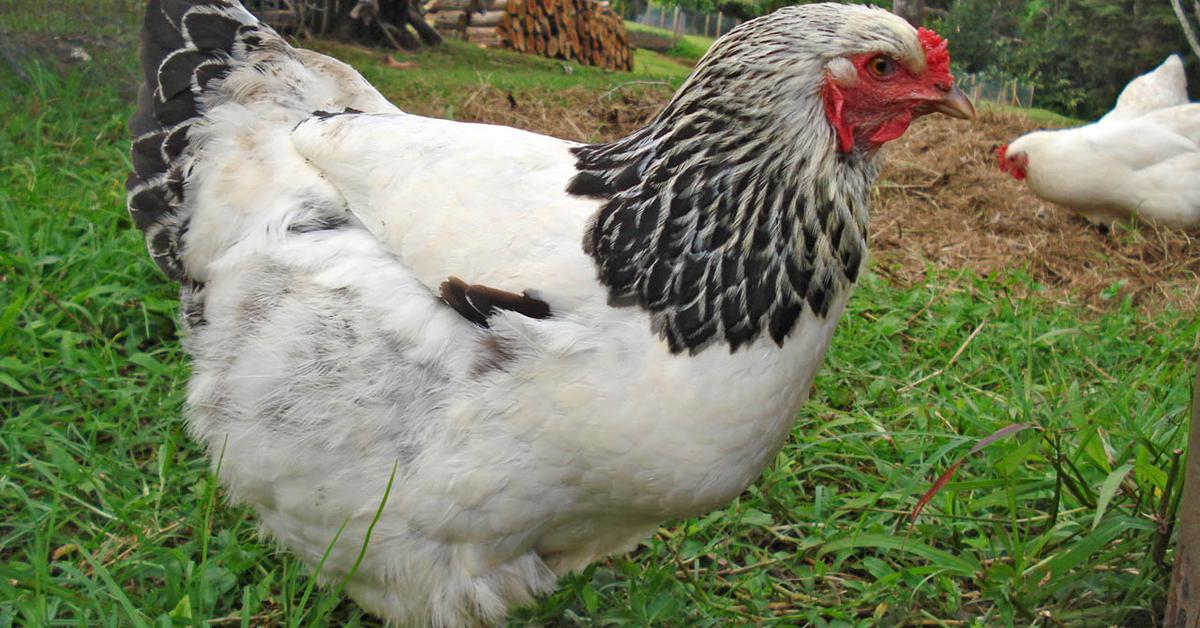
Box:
[126,0,269,281]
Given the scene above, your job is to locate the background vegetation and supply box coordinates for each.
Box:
[639,0,1198,119]
[935,0,1197,118]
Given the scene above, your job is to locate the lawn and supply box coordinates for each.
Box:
[623,20,716,63]
[0,13,1195,628]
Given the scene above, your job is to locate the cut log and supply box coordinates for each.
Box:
[426,0,486,12]
[471,10,505,27]
[494,0,633,69]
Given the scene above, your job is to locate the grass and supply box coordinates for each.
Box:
[296,38,691,140]
[0,23,1194,628]
[624,20,715,62]
[314,36,693,103]
[978,101,1083,127]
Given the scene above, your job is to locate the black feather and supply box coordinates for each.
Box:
[129,187,173,231]
[566,171,610,197]
[153,90,199,126]
[194,61,231,91]
[768,298,802,345]
[162,123,190,161]
[131,131,168,177]
[157,50,213,100]
[182,10,241,51]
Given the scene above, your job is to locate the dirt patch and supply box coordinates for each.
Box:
[389,78,1200,313]
[875,110,1200,312]
[389,80,671,142]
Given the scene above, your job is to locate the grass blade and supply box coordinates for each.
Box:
[1043,518,1127,581]
[817,533,980,577]
[1092,463,1133,530]
[334,461,400,598]
[910,423,1034,522]
[78,551,150,628]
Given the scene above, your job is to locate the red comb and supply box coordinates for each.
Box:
[917,27,950,75]
[996,144,1009,173]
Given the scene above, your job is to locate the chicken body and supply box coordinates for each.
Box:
[1001,55,1200,228]
[126,1,970,624]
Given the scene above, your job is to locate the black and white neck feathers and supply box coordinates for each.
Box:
[569,5,895,354]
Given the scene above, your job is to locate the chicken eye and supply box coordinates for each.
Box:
[868,56,898,78]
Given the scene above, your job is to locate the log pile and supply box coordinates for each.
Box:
[497,0,633,71]
[424,0,633,71]
[425,0,506,47]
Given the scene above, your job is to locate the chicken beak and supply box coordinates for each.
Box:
[925,85,976,120]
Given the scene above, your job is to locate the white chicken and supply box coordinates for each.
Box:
[126,0,973,624]
[1099,54,1189,123]
[999,55,1200,228]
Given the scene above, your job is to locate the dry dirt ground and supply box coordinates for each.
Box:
[412,84,1200,314]
[876,110,1200,313]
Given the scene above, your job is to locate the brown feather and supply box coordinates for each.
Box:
[439,276,551,327]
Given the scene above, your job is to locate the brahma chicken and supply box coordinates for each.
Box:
[126,0,973,624]
[999,55,1200,228]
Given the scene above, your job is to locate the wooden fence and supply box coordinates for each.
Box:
[957,72,1036,108]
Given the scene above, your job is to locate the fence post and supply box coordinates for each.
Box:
[716,10,722,35]
[704,13,710,37]
[1164,359,1200,627]
[658,6,665,28]
[671,5,680,41]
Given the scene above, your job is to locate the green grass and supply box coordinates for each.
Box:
[0,35,1194,627]
[979,101,1083,127]
[624,20,715,63]
[310,37,692,107]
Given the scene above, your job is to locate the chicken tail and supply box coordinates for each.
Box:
[126,1,395,284]
[126,0,271,281]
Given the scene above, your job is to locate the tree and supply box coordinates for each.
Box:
[933,0,1198,119]
[250,0,442,50]
[893,0,925,26]
[1169,0,1200,59]
[1164,363,1200,627]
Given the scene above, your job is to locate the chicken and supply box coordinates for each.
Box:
[1099,54,1188,124]
[126,0,973,624]
[999,55,1200,228]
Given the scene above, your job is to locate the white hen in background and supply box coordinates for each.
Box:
[126,0,973,624]
[1099,54,1189,123]
[999,55,1200,228]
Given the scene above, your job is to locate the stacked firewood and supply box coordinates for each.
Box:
[424,0,632,70]
[425,0,506,47]
[497,0,633,71]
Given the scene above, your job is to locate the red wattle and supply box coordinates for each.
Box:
[822,80,854,153]
[869,111,913,146]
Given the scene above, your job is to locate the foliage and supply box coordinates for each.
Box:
[650,0,1198,118]
[936,0,1198,119]
[649,0,955,24]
